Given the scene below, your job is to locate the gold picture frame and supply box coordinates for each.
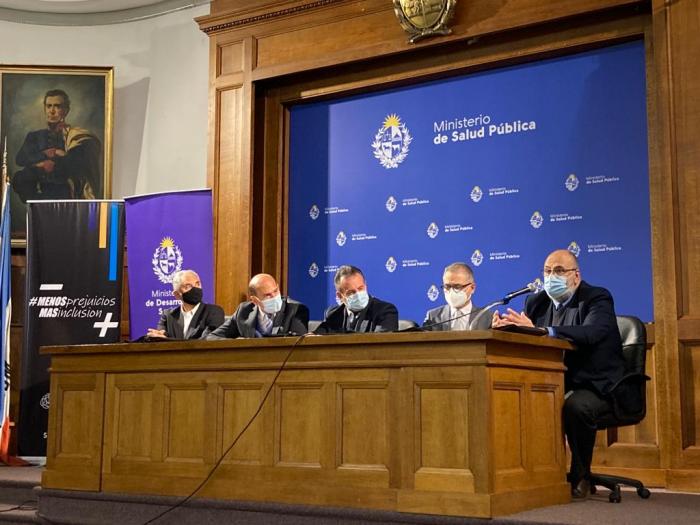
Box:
[0,65,114,246]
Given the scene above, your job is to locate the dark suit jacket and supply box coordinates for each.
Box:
[314,296,398,334]
[422,304,491,331]
[207,297,309,339]
[157,302,225,340]
[524,280,625,394]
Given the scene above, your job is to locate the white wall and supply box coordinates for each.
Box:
[0,4,210,198]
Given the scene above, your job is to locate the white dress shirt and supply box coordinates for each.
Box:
[182,302,200,337]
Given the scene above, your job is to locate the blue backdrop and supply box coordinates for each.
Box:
[288,41,653,323]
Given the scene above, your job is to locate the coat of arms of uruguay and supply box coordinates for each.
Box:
[372,114,412,169]
[393,0,456,43]
[152,236,183,284]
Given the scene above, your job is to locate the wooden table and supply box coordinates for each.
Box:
[41,331,571,518]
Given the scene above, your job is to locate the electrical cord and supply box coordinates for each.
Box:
[141,332,308,524]
[0,500,38,513]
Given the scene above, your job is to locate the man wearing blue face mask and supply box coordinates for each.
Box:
[492,249,625,500]
[423,262,491,330]
[314,265,398,334]
[207,273,309,339]
[147,269,225,340]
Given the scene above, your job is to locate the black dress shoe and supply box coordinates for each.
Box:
[571,478,590,500]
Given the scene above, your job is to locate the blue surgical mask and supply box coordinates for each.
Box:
[261,294,283,315]
[544,275,571,302]
[345,290,369,312]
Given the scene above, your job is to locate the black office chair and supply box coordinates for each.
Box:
[589,315,652,503]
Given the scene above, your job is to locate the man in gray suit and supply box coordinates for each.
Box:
[423,262,491,331]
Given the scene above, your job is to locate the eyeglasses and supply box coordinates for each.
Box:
[543,267,578,277]
[442,283,472,292]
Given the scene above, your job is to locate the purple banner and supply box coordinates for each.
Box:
[125,189,214,340]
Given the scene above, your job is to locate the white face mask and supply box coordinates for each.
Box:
[445,288,471,309]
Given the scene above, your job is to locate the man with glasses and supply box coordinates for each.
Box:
[423,262,491,330]
[492,249,625,500]
[314,265,398,334]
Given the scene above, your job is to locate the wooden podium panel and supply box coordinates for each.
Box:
[42,331,570,518]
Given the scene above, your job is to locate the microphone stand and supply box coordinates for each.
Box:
[467,299,507,331]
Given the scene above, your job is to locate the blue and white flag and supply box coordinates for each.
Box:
[0,177,13,462]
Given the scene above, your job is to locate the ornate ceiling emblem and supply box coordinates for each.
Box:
[393,0,457,43]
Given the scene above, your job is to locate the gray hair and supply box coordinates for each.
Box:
[443,262,474,280]
[334,265,364,289]
[171,269,199,291]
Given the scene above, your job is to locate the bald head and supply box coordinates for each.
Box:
[543,249,581,291]
[248,273,279,299]
[545,249,578,269]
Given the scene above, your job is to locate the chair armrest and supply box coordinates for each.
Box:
[608,372,650,394]
[605,372,650,426]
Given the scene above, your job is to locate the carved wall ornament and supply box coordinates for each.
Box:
[392,0,456,43]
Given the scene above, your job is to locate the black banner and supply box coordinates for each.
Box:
[19,201,124,456]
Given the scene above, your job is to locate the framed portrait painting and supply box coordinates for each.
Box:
[0,65,113,245]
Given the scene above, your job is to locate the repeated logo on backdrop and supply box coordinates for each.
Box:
[287,41,653,322]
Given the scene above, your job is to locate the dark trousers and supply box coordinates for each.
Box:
[563,389,614,484]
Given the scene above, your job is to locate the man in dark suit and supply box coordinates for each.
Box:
[147,269,224,340]
[314,265,398,334]
[492,249,625,499]
[13,89,102,202]
[423,262,491,330]
[207,273,309,339]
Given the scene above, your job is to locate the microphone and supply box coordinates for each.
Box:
[502,282,538,302]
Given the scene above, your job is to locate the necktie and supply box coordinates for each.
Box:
[259,313,274,335]
[453,311,469,331]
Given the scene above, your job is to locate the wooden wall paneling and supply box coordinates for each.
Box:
[252,86,285,283]
[43,372,105,490]
[199,0,700,493]
[44,333,572,516]
[667,0,700,485]
[412,367,476,494]
[217,380,267,465]
[645,0,680,486]
[200,0,643,81]
[647,0,700,491]
[210,33,257,310]
[9,251,26,454]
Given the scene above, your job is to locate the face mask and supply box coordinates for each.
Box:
[544,275,572,302]
[345,290,369,312]
[181,286,203,306]
[261,294,283,315]
[445,288,471,309]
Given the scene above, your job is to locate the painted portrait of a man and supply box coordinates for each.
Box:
[0,67,113,240]
[13,89,102,201]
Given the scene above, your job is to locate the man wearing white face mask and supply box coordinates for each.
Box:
[207,273,309,339]
[492,249,625,500]
[314,265,398,334]
[423,262,491,330]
